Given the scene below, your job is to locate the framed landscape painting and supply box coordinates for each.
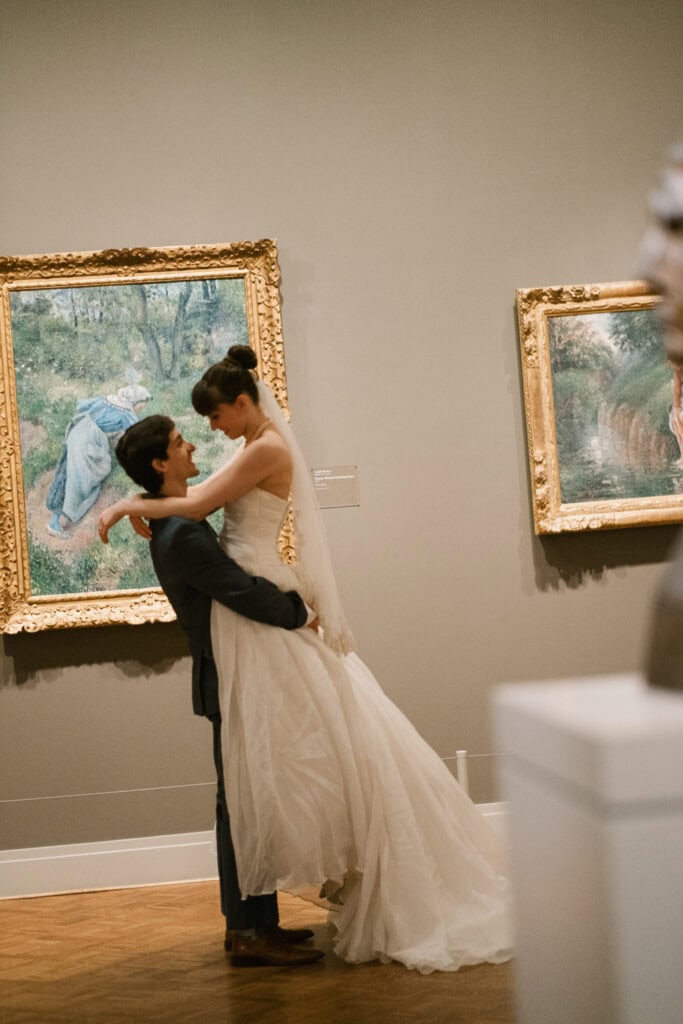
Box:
[0,240,289,632]
[517,279,683,534]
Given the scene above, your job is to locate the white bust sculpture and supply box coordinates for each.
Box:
[641,146,683,691]
[641,145,683,365]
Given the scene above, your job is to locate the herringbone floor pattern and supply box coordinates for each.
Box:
[0,881,515,1024]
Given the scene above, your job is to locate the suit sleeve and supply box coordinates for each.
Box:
[164,519,307,629]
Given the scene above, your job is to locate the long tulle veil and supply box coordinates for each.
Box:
[256,379,355,655]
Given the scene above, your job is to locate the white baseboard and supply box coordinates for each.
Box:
[0,830,218,900]
[0,803,507,900]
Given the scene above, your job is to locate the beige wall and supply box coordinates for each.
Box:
[1,0,682,849]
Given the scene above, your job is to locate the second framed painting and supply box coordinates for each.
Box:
[517,279,683,534]
[0,240,290,632]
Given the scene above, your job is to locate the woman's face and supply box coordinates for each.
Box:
[207,401,245,439]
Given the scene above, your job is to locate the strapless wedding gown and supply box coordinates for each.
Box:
[211,487,513,972]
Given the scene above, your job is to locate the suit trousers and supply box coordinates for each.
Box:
[210,714,279,931]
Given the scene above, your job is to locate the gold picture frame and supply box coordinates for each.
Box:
[0,240,291,632]
[516,279,683,534]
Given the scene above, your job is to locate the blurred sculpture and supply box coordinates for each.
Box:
[641,144,683,691]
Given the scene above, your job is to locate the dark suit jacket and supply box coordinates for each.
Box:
[149,515,307,717]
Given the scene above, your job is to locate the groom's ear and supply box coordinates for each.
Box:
[151,457,167,475]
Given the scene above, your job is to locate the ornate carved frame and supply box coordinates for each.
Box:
[516,279,683,534]
[0,240,291,632]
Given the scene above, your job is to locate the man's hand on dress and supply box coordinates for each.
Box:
[303,603,320,632]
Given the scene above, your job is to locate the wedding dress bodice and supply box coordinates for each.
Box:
[218,488,295,585]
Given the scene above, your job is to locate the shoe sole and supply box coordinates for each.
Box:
[231,954,323,967]
[225,932,315,952]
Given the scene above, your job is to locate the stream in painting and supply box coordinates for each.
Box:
[558,402,683,504]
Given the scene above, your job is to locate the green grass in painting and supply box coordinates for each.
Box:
[29,542,102,596]
[29,542,77,596]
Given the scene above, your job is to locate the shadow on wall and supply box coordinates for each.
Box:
[0,622,188,688]
[533,524,679,590]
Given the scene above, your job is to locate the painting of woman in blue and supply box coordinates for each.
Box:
[46,384,151,539]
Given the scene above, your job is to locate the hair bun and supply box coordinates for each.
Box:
[226,345,258,371]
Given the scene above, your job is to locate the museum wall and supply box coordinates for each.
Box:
[2,0,683,852]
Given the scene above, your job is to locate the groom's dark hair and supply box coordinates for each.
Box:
[115,415,175,495]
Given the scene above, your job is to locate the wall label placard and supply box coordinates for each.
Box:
[311,465,360,509]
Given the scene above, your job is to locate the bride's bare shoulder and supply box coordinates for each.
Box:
[246,426,292,471]
[261,426,291,457]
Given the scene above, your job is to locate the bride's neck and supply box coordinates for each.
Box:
[243,411,269,445]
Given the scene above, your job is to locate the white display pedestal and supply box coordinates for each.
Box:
[493,674,683,1024]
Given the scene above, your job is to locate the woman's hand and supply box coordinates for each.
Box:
[97,501,129,544]
[129,515,152,541]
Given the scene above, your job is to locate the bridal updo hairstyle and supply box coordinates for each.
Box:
[191,345,259,415]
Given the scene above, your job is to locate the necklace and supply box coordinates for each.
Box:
[245,418,271,446]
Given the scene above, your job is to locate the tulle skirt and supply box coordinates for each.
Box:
[211,603,513,972]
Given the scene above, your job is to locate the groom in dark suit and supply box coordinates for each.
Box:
[114,414,323,967]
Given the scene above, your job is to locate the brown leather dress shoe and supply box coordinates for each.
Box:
[230,931,324,967]
[224,925,315,952]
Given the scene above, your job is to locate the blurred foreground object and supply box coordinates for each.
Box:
[641,145,683,691]
[646,530,683,691]
[494,674,683,1024]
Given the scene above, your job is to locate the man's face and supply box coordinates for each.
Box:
[157,428,199,487]
[640,161,683,364]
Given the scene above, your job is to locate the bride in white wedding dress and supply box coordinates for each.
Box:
[100,346,513,973]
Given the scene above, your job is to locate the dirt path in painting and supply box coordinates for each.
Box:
[20,419,129,593]
[19,421,101,558]
[27,471,118,556]
[25,472,127,596]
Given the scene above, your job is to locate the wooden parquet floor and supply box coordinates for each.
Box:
[0,881,516,1024]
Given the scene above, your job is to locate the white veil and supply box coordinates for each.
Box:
[256,379,356,656]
